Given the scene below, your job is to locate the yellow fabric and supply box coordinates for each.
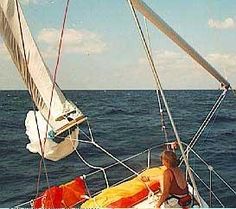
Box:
[81,166,166,208]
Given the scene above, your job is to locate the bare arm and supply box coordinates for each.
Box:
[156,170,172,208]
[140,175,161,182]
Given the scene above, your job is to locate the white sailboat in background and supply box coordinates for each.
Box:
[0,0,235,208]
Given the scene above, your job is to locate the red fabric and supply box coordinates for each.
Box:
[178,194,192,207]
[33,176,86,208]
[60,176,87,207]
[33,186,63,208]
[107,181,160,208]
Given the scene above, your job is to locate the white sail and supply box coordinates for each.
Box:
[0,0,86,160]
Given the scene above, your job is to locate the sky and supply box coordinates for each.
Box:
[0,0,236,90]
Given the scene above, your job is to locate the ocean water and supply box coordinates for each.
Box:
[0,90,236,207]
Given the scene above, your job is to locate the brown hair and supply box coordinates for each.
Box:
[161,150,178,168]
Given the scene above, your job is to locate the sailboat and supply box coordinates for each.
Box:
[1,0,235,208]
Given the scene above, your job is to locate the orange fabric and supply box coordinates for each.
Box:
[33,186,63,208]
[33,176,86,208]
[107,179,160,207]
[60,176,87,207]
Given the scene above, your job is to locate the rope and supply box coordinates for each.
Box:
[190,168,224,207]
[44,0,70,148]
[200,102,221,150]
[83,142,164,177]
[66,128,106,208]
[75,150,109,187]
[70,123,155,195]
[79,128,140,176]
[182,142,236,199]
[41,0,71,201]
[72,139,110,188]
[212,169,236,196]
[182,89,227,160]
[87,120,95,142]
[66,126,155,206]
[143,17,168,142]
[78,140,155,196]
[127,0,202,205]
[36,158,43,197]
[15,0,51,199]
[34,0,70,201]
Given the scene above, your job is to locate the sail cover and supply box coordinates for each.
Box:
[0,0,85,160]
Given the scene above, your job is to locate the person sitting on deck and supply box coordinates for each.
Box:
[142,150,192,208]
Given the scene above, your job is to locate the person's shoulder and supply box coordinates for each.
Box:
[164,168,173,176]
[164,168,175,181]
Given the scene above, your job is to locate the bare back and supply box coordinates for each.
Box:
[171,167,187,189]
[165,168,188,195]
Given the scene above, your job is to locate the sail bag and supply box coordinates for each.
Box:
[33,176,87,208]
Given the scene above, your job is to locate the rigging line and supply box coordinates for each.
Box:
[201,103,221,145]
[188,92,225,148]
[35,158,43,198]
[15,0,51,198]
[32,112,44,198]
[184,89,227,158]
[182,141,236,197]
[75,149,109,188]
[190,168,225,207]
[72,130,153,198]
[35,0,70,199]
[78,126,154,194]
[127,0,202,205]
[37,0,70,200]
[87,120,95,142]
[67,128,110,188]
[181,96,225,167]
[131,0,230,88]
[143,17,168,142]
[68,138,164,176]
[179,90,227,167]
[44,0,70,147]
[128,3,163,91]
[69,136,164,177]
[78,128,139,176]
[39,0,70,200]
[212,169,236,196]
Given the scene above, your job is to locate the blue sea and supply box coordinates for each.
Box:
[0,90,236,208]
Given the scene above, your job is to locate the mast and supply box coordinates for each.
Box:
[130,0,230,89]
